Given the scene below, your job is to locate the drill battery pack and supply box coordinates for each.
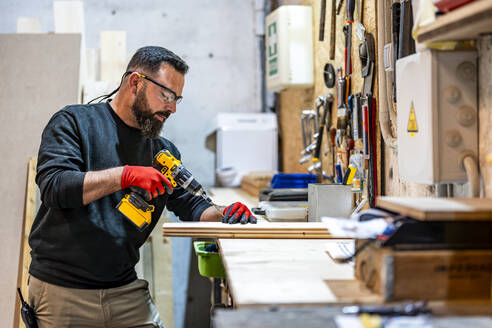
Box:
[117,192,155,230]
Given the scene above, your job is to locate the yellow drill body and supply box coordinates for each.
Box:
[117,150,212,230]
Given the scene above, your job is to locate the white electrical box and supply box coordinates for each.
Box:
[265,5,313,92]
[396,49,477,184]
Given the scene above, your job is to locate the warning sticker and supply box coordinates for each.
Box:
[407,102,418,137]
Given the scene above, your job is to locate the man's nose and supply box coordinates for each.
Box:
[164,102,176,113]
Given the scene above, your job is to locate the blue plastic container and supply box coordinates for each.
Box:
[270,173,316,189]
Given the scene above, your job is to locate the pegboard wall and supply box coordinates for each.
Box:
[278,0,381,193]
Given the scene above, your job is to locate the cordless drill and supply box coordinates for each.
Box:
[117,149,214,230]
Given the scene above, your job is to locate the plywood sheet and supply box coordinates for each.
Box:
[218,239,354,306]
[53,0,85,99]
[376,196,492,220]
[0,34,80,328]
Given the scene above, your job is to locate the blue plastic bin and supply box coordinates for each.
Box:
[270,173,316,189]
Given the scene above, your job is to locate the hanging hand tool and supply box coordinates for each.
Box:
[336,68,347,109]
[359,32,375,96]
[324,63,336,88]
[391,2,401,102]
[349,152,364,192]
[342,164,357,185]
[345,98,354,164]
[313,94,334,182]
[319,0,327,41]
[346,0,355,23]
[300,110,318,164]
[355,0,366,41]
[329,0,337,59]
[336,68,348,147]
[362,97,369,160]
[336,0,344,15]
[324,93,334,156]
[335,150,345,184]
[346,94,354,163]
[343,25,353,76]
[398,0,416,59]
[329,127,337,177]
[344,0,355,75]
[352,93,362,140]
[366,93,377,208]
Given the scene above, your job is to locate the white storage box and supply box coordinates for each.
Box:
[206,113,278,187]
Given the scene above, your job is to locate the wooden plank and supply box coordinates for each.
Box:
[53,0,86,99]
[218,239,354,307]
[164,222,329,231]
[376,196,492,220]
[16,17,41,33]
[166,233,333,238]
[417,0,492,43]
[100,31,127,85]
[0,34,80,328]
[15,158,37,328]
[162,222,339,239]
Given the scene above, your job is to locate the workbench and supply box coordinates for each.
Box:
[206,189,492,318]
[209,188,363,307]
[218,238,356,307]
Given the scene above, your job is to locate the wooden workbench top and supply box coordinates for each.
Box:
[217,238,355,307]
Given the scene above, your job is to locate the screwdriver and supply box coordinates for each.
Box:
[346,0,356,23]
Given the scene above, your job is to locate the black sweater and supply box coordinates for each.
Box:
[29,102,210,289]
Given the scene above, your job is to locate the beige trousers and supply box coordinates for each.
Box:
[28,275,165,328]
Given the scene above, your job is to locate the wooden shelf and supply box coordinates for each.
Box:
[417,0,492,43]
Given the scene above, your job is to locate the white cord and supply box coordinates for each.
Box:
[463,155,480,197]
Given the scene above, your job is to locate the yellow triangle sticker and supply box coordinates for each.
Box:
[407,102,418,137]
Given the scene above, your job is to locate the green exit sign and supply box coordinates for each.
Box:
[267,21,278,78]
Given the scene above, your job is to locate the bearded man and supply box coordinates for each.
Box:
[27,46,256,328]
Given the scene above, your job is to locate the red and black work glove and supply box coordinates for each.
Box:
[222,202,257,224]
[121,165,173,201]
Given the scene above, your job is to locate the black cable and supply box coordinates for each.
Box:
[87,71,131,104]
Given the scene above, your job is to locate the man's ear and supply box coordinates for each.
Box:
[127,73,140,95]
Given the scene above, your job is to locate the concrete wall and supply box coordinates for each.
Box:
[0,0,263,188]
[0,1,263,328]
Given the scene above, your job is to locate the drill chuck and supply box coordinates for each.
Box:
[154,150,213,204]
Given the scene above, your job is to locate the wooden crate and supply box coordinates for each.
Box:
[240,171,274,197]
[355,243,492,301]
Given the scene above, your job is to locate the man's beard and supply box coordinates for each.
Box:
[131,86,170,139]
